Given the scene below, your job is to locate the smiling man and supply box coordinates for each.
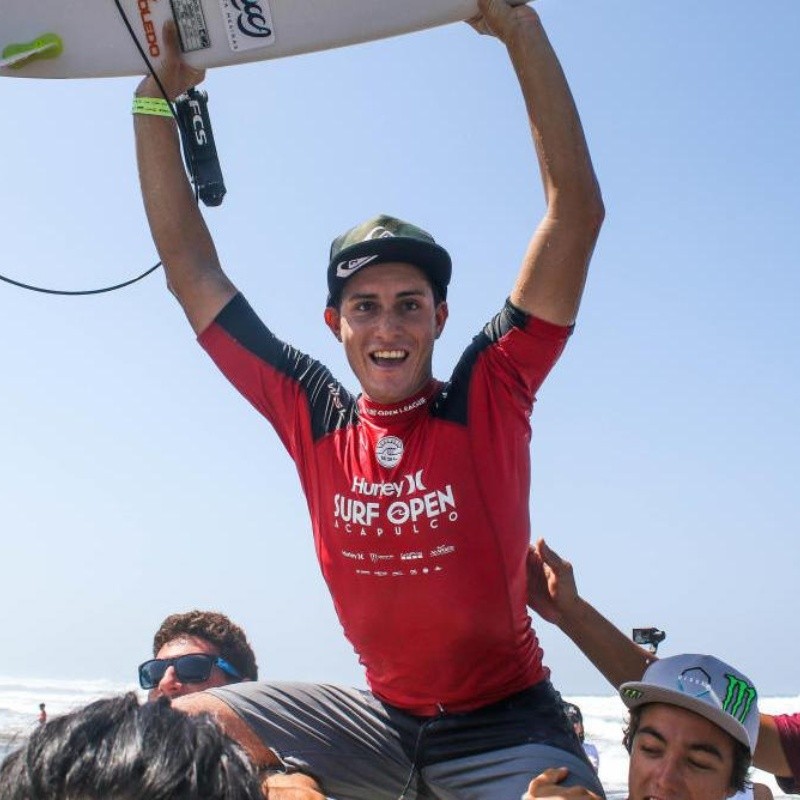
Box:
[524,654,761,800]
[620,656,759,800]
[133,0,604,796]
[525,540,775,800]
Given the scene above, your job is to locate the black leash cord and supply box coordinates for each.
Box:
[0,264,163,296]
[0,1,199,296]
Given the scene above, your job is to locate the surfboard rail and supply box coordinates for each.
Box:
[1,0,530,80]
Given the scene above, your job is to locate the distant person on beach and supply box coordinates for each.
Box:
[525,538,777,799]
[562,701,599,773]
[523,653,761,800]
[142,610,324,798]
[36,703,45,725]
[0,693,262,800]
[132,0,604,796]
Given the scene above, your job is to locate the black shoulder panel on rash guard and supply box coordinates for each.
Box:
[432,300,528,426]
[215,295,360,441]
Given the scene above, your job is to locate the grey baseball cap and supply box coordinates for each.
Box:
[620,654,760,754]
[326,214,451,307]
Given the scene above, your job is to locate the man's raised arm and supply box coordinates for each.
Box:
[530,539,800,789]
[134,23,237,334]
[528,539,654,688]
[472,0,604,326]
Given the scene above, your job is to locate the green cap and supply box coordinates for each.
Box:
[326,214,452,307]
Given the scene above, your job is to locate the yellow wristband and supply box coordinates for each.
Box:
[132,96,173,117]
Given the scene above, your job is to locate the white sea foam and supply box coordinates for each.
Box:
[0,675,136,754]
[2,680,799,798]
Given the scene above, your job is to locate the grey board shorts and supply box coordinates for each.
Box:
[207,680,605,800]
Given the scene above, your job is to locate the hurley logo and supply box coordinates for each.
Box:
[336,255,379,278]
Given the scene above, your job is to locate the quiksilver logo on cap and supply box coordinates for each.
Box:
[366,226,395,240]
[336,254,379,278]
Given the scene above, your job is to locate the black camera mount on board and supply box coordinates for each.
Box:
[175,87,226,207]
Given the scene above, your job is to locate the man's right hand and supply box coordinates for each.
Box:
[522,767,602,799]
[526,538,581,625]
[135,21,205,101]
[132,17,237,334]
[261,771,327,799]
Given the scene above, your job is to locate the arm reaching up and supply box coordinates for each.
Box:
[527,538,654,687]
[529,539,800,790]
[470,0,604,326]
[134,22,237,333]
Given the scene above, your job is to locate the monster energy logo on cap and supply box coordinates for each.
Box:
[723,673,757,724]
[618,653,760,754]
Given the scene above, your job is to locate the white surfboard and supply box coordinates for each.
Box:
[1,0,528,80]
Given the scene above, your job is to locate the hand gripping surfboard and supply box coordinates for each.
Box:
[1,0,530,79]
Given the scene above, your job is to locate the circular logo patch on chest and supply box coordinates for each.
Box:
[375,435,404,469]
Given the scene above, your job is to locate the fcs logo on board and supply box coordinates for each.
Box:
[335,255,379,278]
[375,436,404,469]
[188,99,207,145]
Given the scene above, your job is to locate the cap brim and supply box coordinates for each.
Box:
[327,237,451,304]
[619,681,752,752]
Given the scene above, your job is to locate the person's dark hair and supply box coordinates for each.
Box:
[562,701,583,725]
[562,701,585,742]
[0,693,262,800]
[623,705,751,793]
[153,610,258,681]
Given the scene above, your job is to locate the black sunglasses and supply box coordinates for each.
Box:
[138,652,242,690]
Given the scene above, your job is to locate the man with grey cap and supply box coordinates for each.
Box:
[525,538,775,799]
[524,654,761,800]
[133,0,603,796]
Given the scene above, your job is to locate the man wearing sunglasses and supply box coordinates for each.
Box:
[140,611,325,799]
[140,609,258,700]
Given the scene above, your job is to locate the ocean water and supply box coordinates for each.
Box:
[0,675,137,756]
[2,677,798,798]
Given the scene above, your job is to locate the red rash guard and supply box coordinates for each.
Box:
[775,713,800,793]
[200,294,571,715]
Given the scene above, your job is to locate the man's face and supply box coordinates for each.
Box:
[627,703,737,800]
[324,262,448,404]
[149,635,235,700]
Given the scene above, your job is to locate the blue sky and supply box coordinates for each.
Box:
[1,0,798,696]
